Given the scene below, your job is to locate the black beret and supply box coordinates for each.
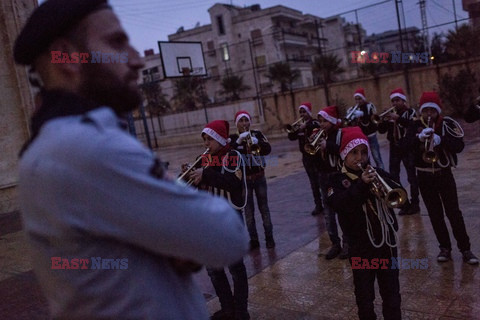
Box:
[14,0,110,65]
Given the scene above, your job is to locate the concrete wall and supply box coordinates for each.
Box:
[261,57,480,132]
[0,0,37,215]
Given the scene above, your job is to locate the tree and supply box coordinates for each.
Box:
[430,32,448,64]
[265,62,300,93]
[140,81,170,116]
[311,53,344,84]
[220,74,250,101]
[171,76,207,111]
[444,24,480,61]
[438,69,478,116]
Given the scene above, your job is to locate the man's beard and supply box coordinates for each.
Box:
[79,64,142,115]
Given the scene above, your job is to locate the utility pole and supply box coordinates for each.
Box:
[419,0,432,64]
[315,19,330,105]
[395,0,411,96]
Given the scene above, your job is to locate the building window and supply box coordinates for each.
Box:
[207,41,216,56]
[251,29,263,46]
[221,43,230,61]
[216,15,225,35]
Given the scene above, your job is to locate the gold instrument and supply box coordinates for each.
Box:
[245,131,261,155]
[177,148,210,186]
[358,164,407,208]
[371,107,395,125]
[422,117,438,164]
[284,117,304,133]
[304,129,327,155]
[343,105,359,127]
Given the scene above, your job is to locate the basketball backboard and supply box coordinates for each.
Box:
[158,41,207,78]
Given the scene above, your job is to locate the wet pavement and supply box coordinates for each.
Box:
[0,121,479,319]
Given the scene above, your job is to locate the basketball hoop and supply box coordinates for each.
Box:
[181,67,191,76]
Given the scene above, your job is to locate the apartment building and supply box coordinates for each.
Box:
[140,3,366,108]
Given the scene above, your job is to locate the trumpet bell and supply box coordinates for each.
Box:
[386,188,407,208]
[304,144,319,155]
[422,150,438,164]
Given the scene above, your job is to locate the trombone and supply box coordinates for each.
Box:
[284,117,304,133]
[371,107,395,125]
[422,117,438,164]
[304,129,327,155]
[245,131,261,155]
[177,148,210,186]
[358,164,407,208]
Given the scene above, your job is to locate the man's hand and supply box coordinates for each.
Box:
[361,165,376,184]
[354,110,364,118]
[418,128,434,142]
[385,112,399,122]
[186,169,203,186]
[236,131,250,144]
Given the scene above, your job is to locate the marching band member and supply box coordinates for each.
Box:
[378,88,420,215]
[327,126,403,320]
[183,120,251,320]
[345,88,385,170]
[312,106,348,259]
[287,102,324,216]
[230,110,275,250]
[406,92,478,265]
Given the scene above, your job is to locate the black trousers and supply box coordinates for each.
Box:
[417,168,471,252]
[302,155,322,209]
[389,144,419,204]
[350,247,401,320]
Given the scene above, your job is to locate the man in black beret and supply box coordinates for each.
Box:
[15,1,249,319]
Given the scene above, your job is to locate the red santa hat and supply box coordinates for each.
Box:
[318,106,341,125]
[202,120,230,146]
[234,110,251,125]
[298,102,312,116]
[390,88,407,101]
[353,88,366,101]
[339,126,370,160]
[419,91,442,114]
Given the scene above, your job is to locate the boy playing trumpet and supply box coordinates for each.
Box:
[327,126,404,320]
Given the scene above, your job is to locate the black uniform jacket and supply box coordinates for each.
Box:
[327,167,401,257]
[378,107,416,149]
[201,146,245,210]
[405,116,464,169]
[230,130,271,176]
[317,128,342,173]
[288,119,320,157]
[347,102,378,136]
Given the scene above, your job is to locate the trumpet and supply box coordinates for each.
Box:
[343,105,359,127]
[358,163,407,208]
[177,148,210,186]
[284,117,304,133]
[371,107,395,125]
[422,117,438,164]
[304,129,327,155]
[245,131,261,155]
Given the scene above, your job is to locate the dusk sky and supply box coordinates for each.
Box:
[38,0,469,55]
[108,0,468,54]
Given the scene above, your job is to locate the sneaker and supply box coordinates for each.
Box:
[462,251,479,265]
[265,236,276,249]
[408,202,420,215]
[325,244,342,260]
[249,239,260,251]
[338,244,349,259]
[211,309,235,320]
[437,248,451,262]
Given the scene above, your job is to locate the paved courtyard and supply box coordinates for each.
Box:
[0,120,479,319]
